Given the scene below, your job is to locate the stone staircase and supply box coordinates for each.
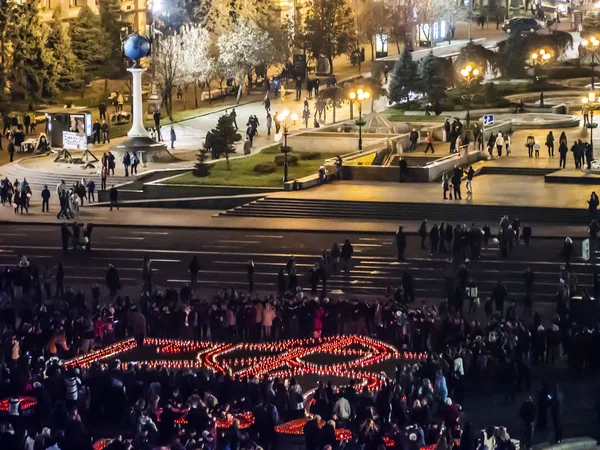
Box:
[219,197,589,224]
[0,162,130,195]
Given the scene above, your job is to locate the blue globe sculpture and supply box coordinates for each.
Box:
[123,34,151,63]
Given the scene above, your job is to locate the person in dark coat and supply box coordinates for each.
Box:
[523,223,532,246]
[61,223,71,253]
[491,280,508,313]
[418,219,428,249]
[109,185,119,211]
[536,381,550,430]
[399,157,408,182]
[430,224,440,255]
[395,226,407,260]
[550,384,563,443]
[402,269,415,304]
[519,396,537,450]
[105,264,120,297]
[558,141,568,168]
[304,415,322,450]
[409,129,419,152]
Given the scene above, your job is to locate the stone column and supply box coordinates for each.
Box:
[127,67,148,138]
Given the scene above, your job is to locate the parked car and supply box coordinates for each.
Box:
[502,17,541,34]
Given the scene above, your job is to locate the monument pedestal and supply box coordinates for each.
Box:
[111,136,174,162]
[111,66,173,162]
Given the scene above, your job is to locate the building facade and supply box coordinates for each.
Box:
[37,0,147,34]
[37,0,308,34]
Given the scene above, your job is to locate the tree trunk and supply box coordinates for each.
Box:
[395,36,401,53]
[371,97,375,112]
[183,85,188,110]
[328,56,334,75]
[194,82,198,108]
[370,40,375,61]
[236,80,244,104]
[333,105,336,123]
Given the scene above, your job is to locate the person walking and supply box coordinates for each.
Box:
[131,152,139,175]
[526,134,535,157]
[519,396,537,450]
[546,131,555,157]
[409,128,419,152]
[418,219,428,249]
[266,113,272,136]
[395,226,406,260]
[109,185,119,211]
[341,239,354,273]
[558,141,568,168]
[87,179,95,202]
[99,101,107,121]
[230,108,238,129]
[101,120,110,144]
[101,166,108,191]
[496,132,505,157]
[153,110,163,141]
[170,126,176,149]
[443,173,450,200]
[430,223,440,255]
[189,256,200,290]
[550,384,563,444]
[466,166,475,194]
[534,140,540,158]
[41,185,50,212]
[92,120,101,144]
[424,132,435,153]
[122,151,131,177]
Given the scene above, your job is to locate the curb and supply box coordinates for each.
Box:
[0,218,588,239]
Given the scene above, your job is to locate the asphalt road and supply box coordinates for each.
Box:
[0,224,591,305]
[2,224,599,441]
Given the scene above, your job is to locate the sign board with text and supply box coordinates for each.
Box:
[62,131,88,150]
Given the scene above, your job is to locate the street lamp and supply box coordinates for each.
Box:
[348,88,370,152]
[460,64,481,128]
[530,49,552,107]
[582,92,600,159]
[582,36,599,89]
[277,110,298,182]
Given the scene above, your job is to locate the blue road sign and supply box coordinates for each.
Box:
[483,114,494,126]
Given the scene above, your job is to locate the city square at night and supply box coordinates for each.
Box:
[1,0,600,450]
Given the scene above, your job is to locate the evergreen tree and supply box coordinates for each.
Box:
[211,114,241,170]
[418,52,447,103]
[0,0,14,108]
[47,9,81,90]
[388,48,418,103]
[194,143,212,177]
[10,1,59,102]
[70,6,111,82]
[99,0,127,77]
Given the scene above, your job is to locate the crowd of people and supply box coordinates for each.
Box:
[0,214,599,450]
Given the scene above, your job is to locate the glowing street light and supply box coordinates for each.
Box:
[530,49,553,107]
[277,110,298,182]
[348,89,370,152]
[460,64,481,127]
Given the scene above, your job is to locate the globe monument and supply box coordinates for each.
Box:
[110,33,172,162]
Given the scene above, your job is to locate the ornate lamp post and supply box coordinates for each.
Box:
[459,64,480,128]
[582,92,600,156]
[348,89,370,152]
[277,110,298,182]
[582,36,599,89]
[530,49,552,107]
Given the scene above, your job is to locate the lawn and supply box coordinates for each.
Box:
[162,145,326,188]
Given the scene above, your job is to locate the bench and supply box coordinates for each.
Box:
[284,173,321,191]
